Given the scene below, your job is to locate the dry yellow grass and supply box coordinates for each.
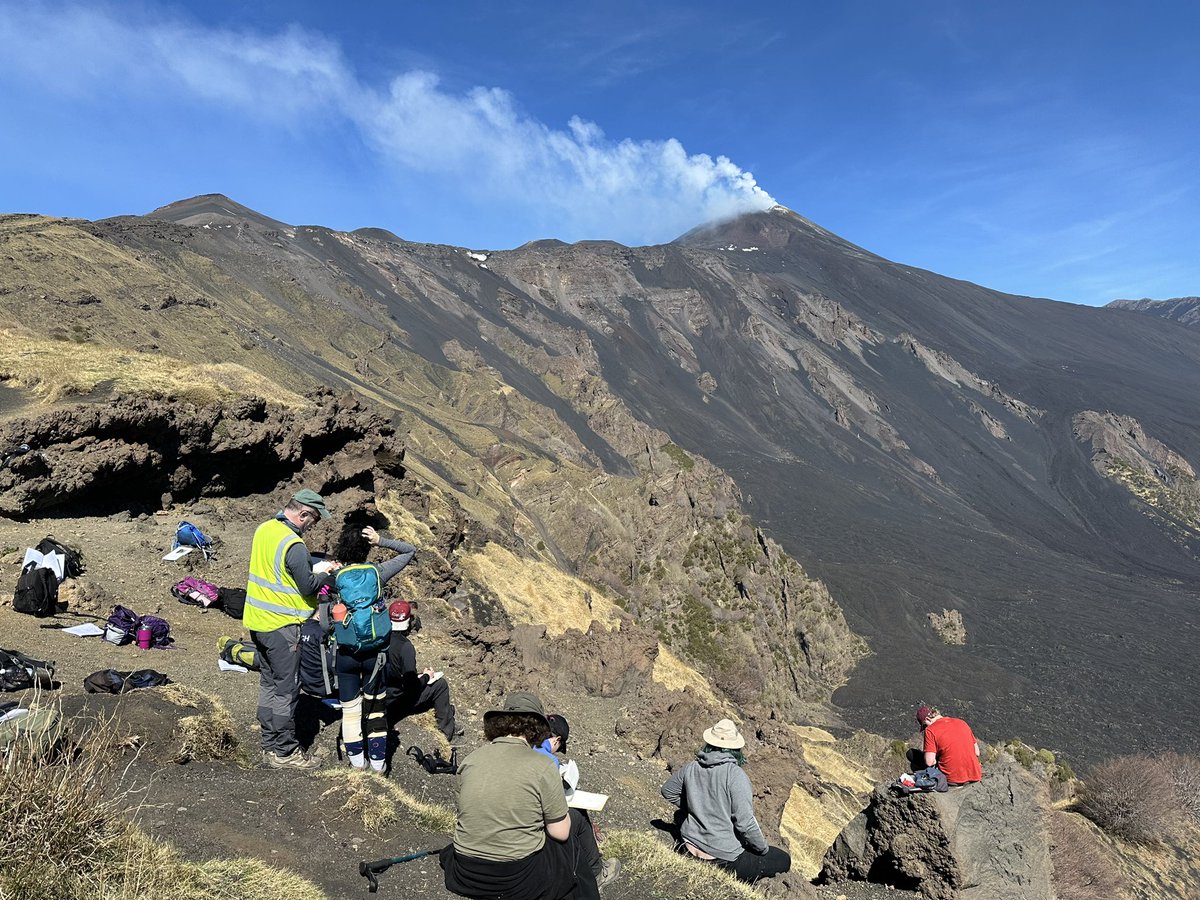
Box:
[652,644,718,704]
[319,769,456,834]
[0,329,304,406]
[777,730,875,878]
[98,829,327,900]
[787,724,836,744]
[800,742,875,794]
[375,490,440,547]
[151,684,244,765]
[459,542,620,635]
[1,700,325,900]
[603,828,766,899]
[780,783,865,879]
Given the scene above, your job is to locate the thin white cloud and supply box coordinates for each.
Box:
[0,3,774,243]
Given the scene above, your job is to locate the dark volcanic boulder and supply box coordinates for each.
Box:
[820,757,1051,900]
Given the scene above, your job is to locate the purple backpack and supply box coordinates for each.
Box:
[103,605,173,649]
[139,615,173,649]
[104,605,140,645]
[171,577,219,608]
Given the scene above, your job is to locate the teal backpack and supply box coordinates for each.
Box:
[332,564,390,653]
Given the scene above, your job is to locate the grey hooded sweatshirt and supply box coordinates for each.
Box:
[660,750,768,861]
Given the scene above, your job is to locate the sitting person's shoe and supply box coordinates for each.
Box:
[597,857,621,888]
[264,749,321,770]
[448,722,466,742]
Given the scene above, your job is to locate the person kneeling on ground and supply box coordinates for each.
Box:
[442,692,601,900]
[385,600,462,741]
[534,713,621,891]
[916,704,982,786]
[660,718,791,883]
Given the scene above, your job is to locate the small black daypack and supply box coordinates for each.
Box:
[298,617,337,697]
[0,648,55,692]
[13,563,59,617]
[217,586,246,619]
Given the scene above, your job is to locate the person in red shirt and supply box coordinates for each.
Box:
[917,705,982,785]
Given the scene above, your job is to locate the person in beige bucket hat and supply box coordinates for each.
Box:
[661,718,791,884]
[702,719,745,749]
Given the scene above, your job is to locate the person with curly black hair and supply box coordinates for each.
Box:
[442,691,600,900]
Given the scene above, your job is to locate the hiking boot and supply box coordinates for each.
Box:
[446,722,465,743]
[264,749,321,770]
[596,858,621,889]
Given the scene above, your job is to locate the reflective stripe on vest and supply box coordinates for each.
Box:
[244,518,316,632]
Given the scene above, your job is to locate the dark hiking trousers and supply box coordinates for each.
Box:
[389,676,456,739]
[570,809,601,900]
[251,623,302,756]
[715,845,791,883]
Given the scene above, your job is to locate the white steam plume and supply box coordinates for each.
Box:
[0,4,775,243]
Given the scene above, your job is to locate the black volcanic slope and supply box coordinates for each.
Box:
[73,200,1200,759]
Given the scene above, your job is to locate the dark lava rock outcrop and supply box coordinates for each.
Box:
[0,389,404,517]
[820,757,1051,899]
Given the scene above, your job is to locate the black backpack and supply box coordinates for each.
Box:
[83,669,171,694]
[0,648,55,692]
[217,586,246,619]
[13,564,59,617]
[298,617,338,697]
[34,537,84,580]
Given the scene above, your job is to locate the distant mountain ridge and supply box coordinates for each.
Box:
[1107,296,1200,327]
[3,195,1200,761]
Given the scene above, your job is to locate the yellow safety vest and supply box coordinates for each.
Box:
[243,518,316,632]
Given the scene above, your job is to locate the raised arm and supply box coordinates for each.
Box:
[362,526,416,584]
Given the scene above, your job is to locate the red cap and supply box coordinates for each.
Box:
[916,705,933,727]
[388,600,412,623]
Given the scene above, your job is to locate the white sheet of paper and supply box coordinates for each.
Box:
[22,548,65,581]
[560,759,581,791]
[218,659,248,673]
[566,790,608,812]
[0,708,29,724]
[312,559,335,574]
[162,546,193,561]
[62,623,104,637]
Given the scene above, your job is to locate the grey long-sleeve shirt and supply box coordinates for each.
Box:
[281,524,415,599]
[660,750,768,861]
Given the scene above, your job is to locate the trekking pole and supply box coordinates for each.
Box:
[359,849,441,893]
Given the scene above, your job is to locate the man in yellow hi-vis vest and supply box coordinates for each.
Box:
[244,488,331,769]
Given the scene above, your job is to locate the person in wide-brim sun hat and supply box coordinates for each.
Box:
[702,718,746,749]
[660,716,791,884]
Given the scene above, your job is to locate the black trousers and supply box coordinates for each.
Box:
[389,677,456,739]
[715,845,791,883]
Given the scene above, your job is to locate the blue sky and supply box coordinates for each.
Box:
[1,1,1197,306]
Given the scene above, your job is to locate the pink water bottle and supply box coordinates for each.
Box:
[136,625,153,650]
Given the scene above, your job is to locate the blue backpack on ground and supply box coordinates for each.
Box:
[332,565,389,653]
[174,521,214,559]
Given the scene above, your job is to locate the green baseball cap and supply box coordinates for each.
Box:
[291,488,331,520]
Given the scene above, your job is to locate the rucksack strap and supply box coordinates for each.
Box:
[321,634,335,697]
